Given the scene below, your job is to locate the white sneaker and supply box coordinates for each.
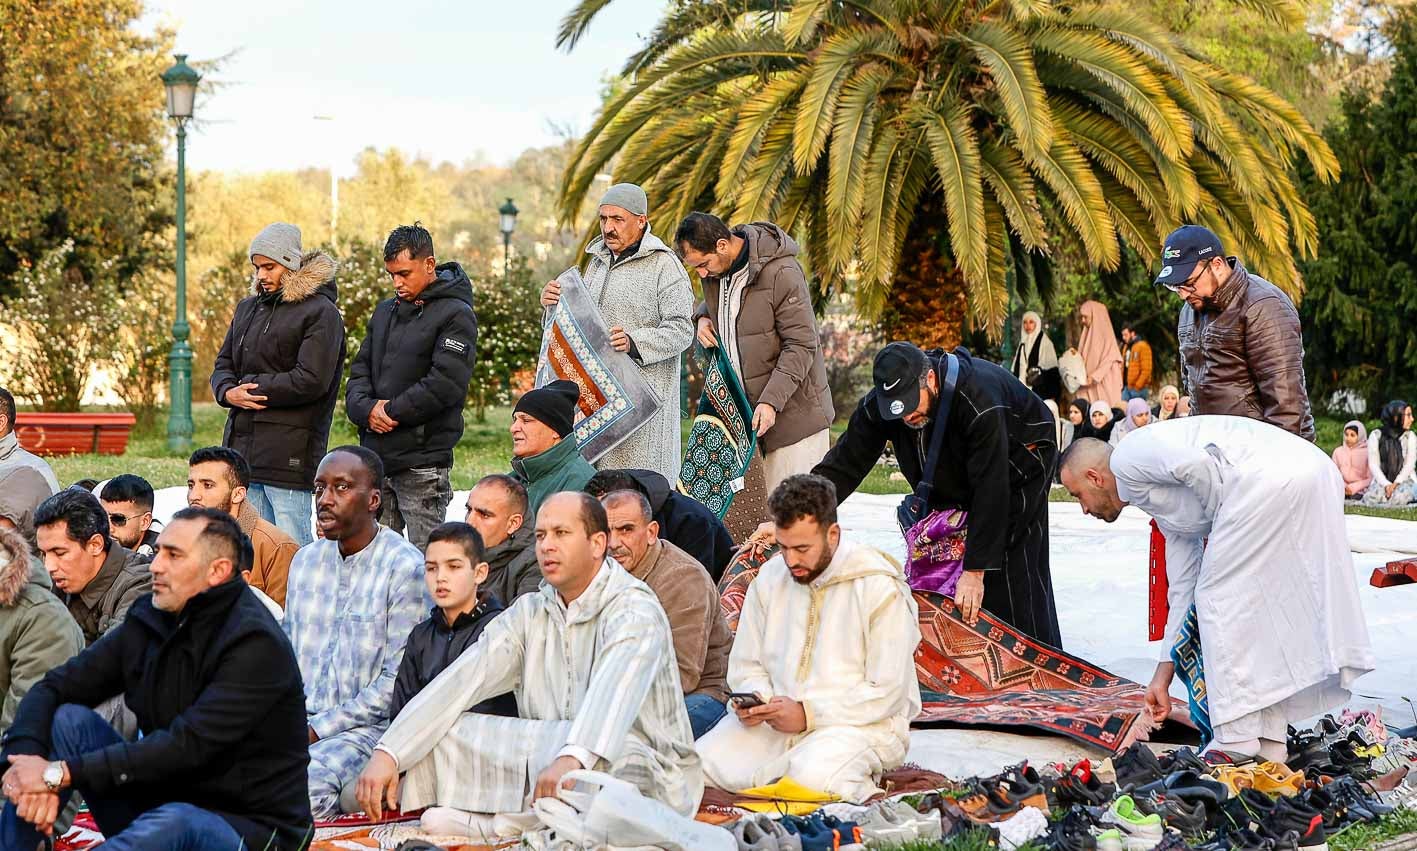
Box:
[419,806,499,840]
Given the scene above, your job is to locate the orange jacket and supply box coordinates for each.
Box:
[1124,339,1153,391]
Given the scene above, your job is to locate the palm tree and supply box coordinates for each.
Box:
[556,0,1335,341]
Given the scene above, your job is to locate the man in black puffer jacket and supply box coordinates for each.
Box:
[0,507,311,850]
[346,223,478,550]
[211,222,346,545]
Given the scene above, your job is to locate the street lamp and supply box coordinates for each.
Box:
[499,197,519,283]
[161,53,200,453]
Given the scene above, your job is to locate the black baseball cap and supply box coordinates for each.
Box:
[872,342,927,421]
[1154,225,1224,290]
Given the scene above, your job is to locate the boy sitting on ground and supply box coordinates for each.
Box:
[390,522,516,721]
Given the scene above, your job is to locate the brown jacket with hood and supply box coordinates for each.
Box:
[238,500,297,607]
[1177,258,1315,441]
[625,539,730,702]
[694,223,833,452]
[0,527,83,731]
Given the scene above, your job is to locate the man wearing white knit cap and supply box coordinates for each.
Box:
[540,184,694,482]
[211,222,346,544]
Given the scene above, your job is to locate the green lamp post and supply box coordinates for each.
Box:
[161,54,199,453]
[498,197,519,284]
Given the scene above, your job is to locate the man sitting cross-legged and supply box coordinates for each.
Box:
[0,507,311,850]
[600,489,732,739]
[464,474,541,605]
[284,446,426,819]
[356,491,701,841]
[697,474,921,802]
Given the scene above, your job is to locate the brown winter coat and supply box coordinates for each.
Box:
[238,500,298,607]
[694,223,833,452]
[1177,258,1315,441]
[625,539,730,702]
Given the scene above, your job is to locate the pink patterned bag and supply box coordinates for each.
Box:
[903,508,967,595]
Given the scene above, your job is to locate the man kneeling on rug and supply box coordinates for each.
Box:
[355,491,701,840]
[0,507,311,850]
[697,475,921,802]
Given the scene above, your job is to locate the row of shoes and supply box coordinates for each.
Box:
[731,810,866,851]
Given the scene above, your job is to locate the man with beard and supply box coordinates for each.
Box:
[696,475,921,802]
[187,447,297,608]
[97,476,159,558]
[283,447,426,818]
[813,342,1062,646]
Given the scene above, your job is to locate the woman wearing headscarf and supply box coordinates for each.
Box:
[1011,311,1060,402]
[1332,421,1372,500]
[1153,385,1181,421]
[1072,300,1123,408]
[1067,399,1093,439]
[1109,397,1153,446]
[1086,400,1120,443]
[1364,401,1416,507]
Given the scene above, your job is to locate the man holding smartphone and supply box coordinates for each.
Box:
[697,475,921,802]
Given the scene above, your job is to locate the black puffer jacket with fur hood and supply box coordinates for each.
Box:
[211,251,347,490]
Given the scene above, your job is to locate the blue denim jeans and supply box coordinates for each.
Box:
[246,483,313,546]
[1121,388,1150,402]
[685,693,728,740]
[0,705,246,850]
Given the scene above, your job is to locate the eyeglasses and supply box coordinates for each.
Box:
[1164,264,1209,294]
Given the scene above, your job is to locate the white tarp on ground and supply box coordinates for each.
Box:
[150,486,1417,779]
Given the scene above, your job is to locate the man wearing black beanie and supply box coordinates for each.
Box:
[509,381,597,520]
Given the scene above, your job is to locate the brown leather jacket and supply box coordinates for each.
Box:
[1178,258,1315,441]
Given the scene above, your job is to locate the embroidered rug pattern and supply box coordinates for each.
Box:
[718,546,1149,751]
[678,345,758,520]
[536,267,661,464]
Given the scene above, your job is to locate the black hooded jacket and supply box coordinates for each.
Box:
[622,469,735,582]
[390,598,517,720]
[211,251,347,490]
[1,580,312,849]
[346,262,478,474]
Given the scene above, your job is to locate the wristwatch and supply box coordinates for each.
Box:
[42,761,64,792]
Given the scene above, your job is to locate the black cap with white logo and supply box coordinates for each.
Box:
[872,342,927,421]
[1154,225,1224,289]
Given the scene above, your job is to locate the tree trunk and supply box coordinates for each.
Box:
[879,193,969,350]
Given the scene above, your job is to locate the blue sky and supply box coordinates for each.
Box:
[142,0,665,173]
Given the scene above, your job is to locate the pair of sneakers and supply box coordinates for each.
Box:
[1098,795,1166,850]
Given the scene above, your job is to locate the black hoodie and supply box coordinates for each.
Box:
[212,251,347,490]
[622,469,736,582]
[346,262,479,474]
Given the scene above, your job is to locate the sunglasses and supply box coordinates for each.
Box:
[107,512,148,526]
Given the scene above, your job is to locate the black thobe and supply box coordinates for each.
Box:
[813,347,1063,646]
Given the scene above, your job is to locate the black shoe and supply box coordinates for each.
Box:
[1114,743,1167,790]
[1158,746,1211,776]
[1044,805,1100,851]
[1299,786,1356,831]
[1260,797,1326,849]
[1223,788,1279,832]
[1136,770,1230,810]
[1136,791,1208,838]
[1054,765,1117,807]
[1327,775,1394,821]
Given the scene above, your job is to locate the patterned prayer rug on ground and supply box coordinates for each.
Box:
[536,268,661,464]
[678,345,758,522]
[718,546,1151,751]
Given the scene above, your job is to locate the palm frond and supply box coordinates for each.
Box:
[1027,134,1120,269]
[1050,98,1171,226]
[973,199,1012,341]
[556,0,615,51]
[964,20,1053,155]
[980,142,1047,251]
[1033,25,1191,161]
[736,121,797,223]
[718,70,809,202]
[914,100,989,288]
[860,122,910,291]
[785,0,834,46]
[1200,64,1339,183]
[794,28,898,175]
[826,66,891,269]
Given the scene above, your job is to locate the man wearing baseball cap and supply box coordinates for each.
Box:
[1154,225,1314,441]
[813,342,1062,646]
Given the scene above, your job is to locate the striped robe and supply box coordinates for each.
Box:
[376,558,702,816]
